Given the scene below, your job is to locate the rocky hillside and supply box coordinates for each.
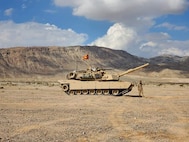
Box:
[0,46,188,78]
[0,46,145,77]
[149,55,189,71]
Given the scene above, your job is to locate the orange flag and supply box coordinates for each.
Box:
[83,54,89,60]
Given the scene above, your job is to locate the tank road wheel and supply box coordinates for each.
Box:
[61,84,69,92]
[82,90,89,95]
[103,90,109,95]
[89,90,95,95]
[112,90,119,96]
[76,90,81,95]
[69,90,75,95]
[96,90,102,95]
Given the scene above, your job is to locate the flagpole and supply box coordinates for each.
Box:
[82,54,90,69]
[75,48,79,71]
[75,58,78,71]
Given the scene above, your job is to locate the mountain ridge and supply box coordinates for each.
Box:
[0,46,188,78]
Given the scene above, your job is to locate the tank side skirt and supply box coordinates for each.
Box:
[59,81,133,95]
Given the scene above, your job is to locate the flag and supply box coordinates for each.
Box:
[83,54,89,60]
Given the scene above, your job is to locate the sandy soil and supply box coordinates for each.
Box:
[0,81,189,142]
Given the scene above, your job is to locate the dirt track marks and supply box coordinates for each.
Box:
[109,105,152,142]
[11,117,74,137]
[160,96,189,141]
[1,84,189,141]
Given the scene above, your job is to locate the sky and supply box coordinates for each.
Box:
[0,0,189,58]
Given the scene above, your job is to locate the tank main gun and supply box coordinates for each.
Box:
[101,63,149,81]
[118,63,149,77]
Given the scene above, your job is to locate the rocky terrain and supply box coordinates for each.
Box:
[0,46,189,142]
[0,46,188,78]
[0,81,188,142]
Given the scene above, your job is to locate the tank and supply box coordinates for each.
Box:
[58,63,149,96]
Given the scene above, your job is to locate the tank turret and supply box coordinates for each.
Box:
[66,63,149,81]
[66,67,106,81]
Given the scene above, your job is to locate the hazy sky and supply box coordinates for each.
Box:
[0,0,189,57]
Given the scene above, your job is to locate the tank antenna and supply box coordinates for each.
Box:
[75,59,78,71]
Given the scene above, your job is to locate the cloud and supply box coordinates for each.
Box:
[53,0,189,57]
[156,22,189,31]
[22,4,27,9]
[0,21,88,48]
[91,27,189,57]
[90,24,189,57]
[138,35,189,57]
[159,40,189,56]
[90,23,137,50]
[53,0,188,29]
[140,41,157,50]
[159,47,189,56]
[4,8,14,16]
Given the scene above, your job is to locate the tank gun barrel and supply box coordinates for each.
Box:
[118,63,149,77]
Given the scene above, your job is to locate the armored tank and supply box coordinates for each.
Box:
[58,63,149,96]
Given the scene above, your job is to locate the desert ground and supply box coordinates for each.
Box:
[0,76,189,142]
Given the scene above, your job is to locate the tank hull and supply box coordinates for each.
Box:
[58,80,134,96]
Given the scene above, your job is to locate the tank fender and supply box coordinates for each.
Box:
[128,83,134,91]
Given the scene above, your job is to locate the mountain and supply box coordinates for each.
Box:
[0,46,188,78]
[149,55,189,73]
[0,46,146,78]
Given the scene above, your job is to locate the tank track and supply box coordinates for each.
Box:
[61,84,134,96]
